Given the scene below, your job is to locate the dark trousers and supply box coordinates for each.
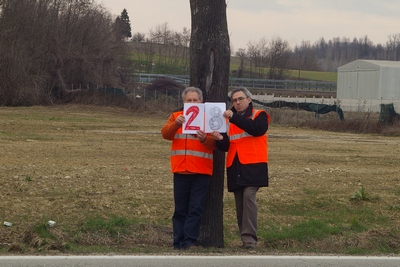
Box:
[172,173,210,249]
[234,186,259,244]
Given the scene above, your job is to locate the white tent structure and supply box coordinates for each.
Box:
[337,60,400,100]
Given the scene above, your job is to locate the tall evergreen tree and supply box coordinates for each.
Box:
[115,8,132,39]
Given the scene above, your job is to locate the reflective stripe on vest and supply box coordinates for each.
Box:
[226,109,268,167]
[169,111,214,175]
[171,149,214,160]
[174,134,197,140]
[229,131,253,141]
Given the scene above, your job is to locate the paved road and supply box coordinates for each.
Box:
[1,255,400,267]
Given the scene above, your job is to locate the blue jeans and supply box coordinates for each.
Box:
[172,173,210,249]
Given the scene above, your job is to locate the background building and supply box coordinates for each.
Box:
[337,60,400,100]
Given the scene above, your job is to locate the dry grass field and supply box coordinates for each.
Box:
[0,104,399,255]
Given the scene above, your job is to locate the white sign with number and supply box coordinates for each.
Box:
[183,102,226,134]
[182,103,204,134]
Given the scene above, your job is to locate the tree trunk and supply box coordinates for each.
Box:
[189,0,230,248]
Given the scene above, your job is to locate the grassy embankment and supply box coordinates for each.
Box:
[131,51,338,82]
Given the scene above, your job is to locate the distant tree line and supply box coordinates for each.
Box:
[294,35,400,72]
[0,0,131,105]
[131,23,400,78]
[2,0,399,105]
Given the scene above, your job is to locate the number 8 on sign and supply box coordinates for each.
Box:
[183,102,226,133]
[209,107,223,130]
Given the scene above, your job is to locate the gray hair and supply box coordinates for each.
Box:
[182,86,203,102]
[229,87,252,99]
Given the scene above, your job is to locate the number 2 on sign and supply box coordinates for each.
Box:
[185,106,200,130]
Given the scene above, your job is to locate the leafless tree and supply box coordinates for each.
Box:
[149,22,172,45]
[267,37,291,79]
[293,41,320,78]
[235,48,247,78]
[246,41,257,78]
[386,33,400,61]
[0,0,49,105]
[246,38,268,78]
[181,27,191,47]
[132,32,146,42]
[358,35,374,59]
[0,0,126,105]
[189,0,230,248]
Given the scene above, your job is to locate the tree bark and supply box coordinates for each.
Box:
[189,0,230,248]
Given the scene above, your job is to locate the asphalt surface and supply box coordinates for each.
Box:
[1,255,400,267]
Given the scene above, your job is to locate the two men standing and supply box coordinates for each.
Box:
[162,86,270,249]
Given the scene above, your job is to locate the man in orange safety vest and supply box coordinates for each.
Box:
[211,87,270,250]
[161,87,216,250]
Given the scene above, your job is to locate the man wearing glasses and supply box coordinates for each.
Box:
[211,87,270,249]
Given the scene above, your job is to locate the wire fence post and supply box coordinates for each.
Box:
[165,89,168,109]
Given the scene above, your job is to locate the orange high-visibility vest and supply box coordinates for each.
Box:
[170,111,214,175]
[226,109,269,168]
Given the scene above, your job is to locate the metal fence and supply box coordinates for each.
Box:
[128,73,337,92]
[124,87,400,121]
[72,79,400,122]
[251,94,400,113]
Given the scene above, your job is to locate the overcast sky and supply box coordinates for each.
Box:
[99,0,400,51]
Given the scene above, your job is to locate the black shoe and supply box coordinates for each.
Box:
[243,242,256,249]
